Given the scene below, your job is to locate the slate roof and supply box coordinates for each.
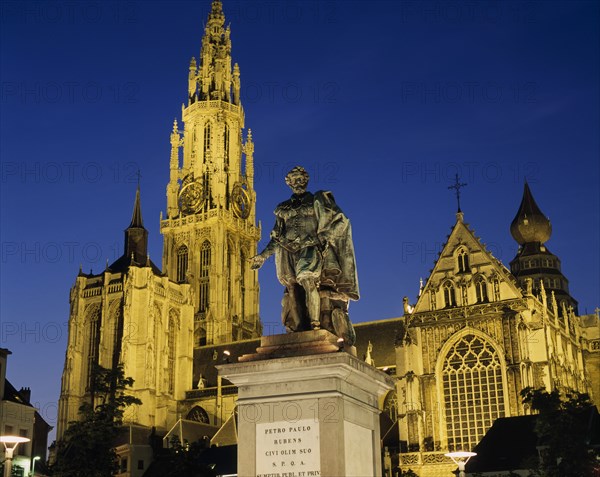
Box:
[2,379,33,407]
[354,317,403,368]
[107,253,162,275]
[192,339,261,388]
[190,318,403,390]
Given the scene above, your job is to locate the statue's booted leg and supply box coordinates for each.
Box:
[298,277,320,330]
[282,284,308,332]
[317,288,336,336]
[331,298,356,346]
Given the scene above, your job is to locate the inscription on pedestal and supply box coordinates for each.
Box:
[256,419,321,477]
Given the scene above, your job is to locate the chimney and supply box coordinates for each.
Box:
[19,386,31,403]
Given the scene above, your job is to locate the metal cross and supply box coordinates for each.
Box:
[136,169,142,186]
[448,174,467,212]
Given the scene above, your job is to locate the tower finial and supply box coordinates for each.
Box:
[448,173,467,213]
[510,182,552,245]
[129,181,143,227]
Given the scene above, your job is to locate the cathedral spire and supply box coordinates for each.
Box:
[124,185,148,264]
[191,0,238,105]
[208,0,225,26]
[129,184,144,228]
[162,0,260,345]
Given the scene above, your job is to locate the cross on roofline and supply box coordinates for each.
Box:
[448,174,467,213]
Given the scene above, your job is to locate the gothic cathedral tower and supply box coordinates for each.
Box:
[160,0,261,346]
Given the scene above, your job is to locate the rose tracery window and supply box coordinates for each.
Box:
[441,334,505,452]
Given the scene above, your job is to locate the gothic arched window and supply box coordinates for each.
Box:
[240,249,246,320]
[176,245,188,283]
[441,333,506,451]
[475,276,488,303]
[187,405,210,424]
[443,281,457,308]
[383,390,399,422]
[223,124,230,169]
[203,122,211,158]
[106,300,123,369]
[199,241,211,313]
[86,305,101,390]
[226,240,233,308]
[167,310,179,394]
[457,248,470,273]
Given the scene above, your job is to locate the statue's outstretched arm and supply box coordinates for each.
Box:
[250,239,277,269]
[250,216,281,269]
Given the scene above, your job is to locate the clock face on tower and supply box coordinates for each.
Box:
[231,182,251,219]
[178,174,206,215]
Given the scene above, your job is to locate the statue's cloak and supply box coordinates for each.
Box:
[313,190,360,301]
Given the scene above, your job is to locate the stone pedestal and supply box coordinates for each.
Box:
[217,330,394,477]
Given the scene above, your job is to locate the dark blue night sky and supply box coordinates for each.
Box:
[1,0,598,442]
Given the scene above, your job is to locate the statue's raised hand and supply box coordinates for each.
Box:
[249,254,267,270]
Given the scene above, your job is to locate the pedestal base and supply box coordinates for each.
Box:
[218,331,393,477]
[239,329,356,361]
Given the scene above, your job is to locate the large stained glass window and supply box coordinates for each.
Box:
[441,333,505,451]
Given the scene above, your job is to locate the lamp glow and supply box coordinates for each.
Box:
[445,451,476,477]
[31,455,41,477]
[1,436,31,477]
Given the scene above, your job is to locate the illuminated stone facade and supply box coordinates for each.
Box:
[394,208,593,477]
[56,190,195,444]
[54,2,599,477]
[56,3,260,474]
[160,0,261,347]
[177,206,598,477]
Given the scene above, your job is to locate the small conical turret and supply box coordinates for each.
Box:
[124,186,148,264]
[510,182,552,245]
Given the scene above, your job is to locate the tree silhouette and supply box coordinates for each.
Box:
[521,387,599,477]
[51,364,142,477]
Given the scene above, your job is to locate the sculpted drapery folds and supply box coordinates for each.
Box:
[251,166,359,345]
